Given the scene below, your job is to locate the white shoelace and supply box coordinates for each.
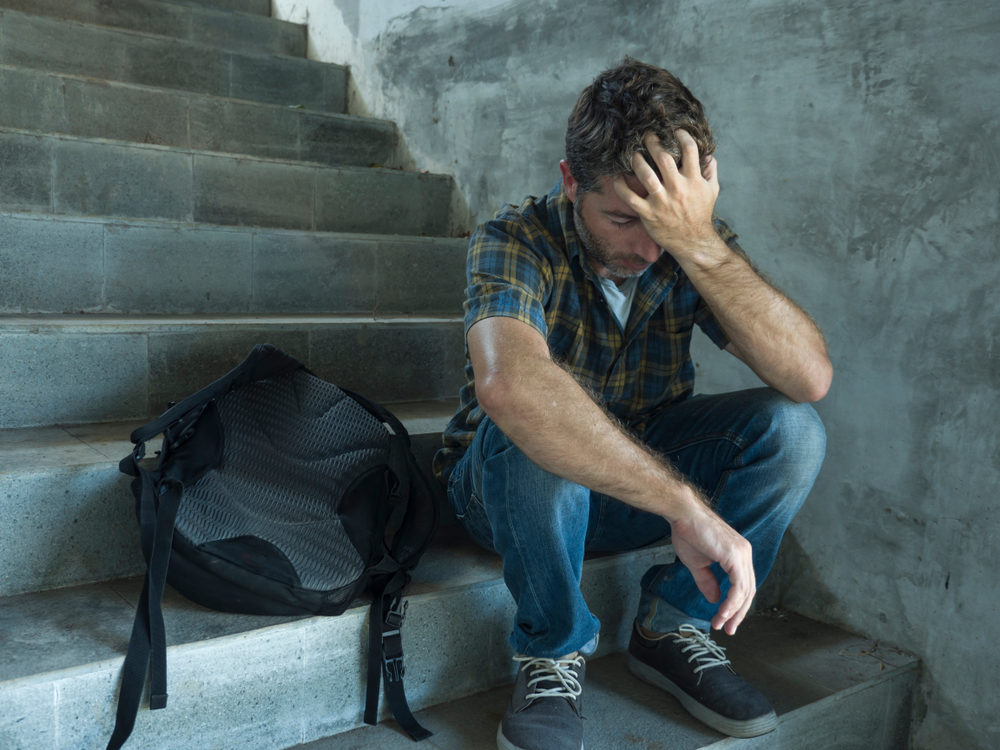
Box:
[514,654,584,700]
[669,624,733,676]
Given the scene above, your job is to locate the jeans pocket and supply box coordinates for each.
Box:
[446,464,494,550]
[446,464,471,521]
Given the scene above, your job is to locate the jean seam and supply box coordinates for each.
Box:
[445,466,464,519]
[707,468,731,510]
[503,453,549,653]
[655,429,748,456]
[585,495,607,548]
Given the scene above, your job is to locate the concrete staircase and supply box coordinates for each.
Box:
[0,1,917,748]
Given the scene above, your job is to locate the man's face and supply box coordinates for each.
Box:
[569,175,664,282]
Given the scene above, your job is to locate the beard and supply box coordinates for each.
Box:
[573,200,651,281]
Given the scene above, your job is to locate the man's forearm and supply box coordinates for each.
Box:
[481,351,703,519]
[678,235,832,403]
[470,319,702,521]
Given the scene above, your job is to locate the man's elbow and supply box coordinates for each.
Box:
[475,370,520,421]
[797,359,833,403]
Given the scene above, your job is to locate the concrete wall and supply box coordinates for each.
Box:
[273,1,1000,747]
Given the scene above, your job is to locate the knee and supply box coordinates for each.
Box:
[776,399,826,462]
[751,392,827,474]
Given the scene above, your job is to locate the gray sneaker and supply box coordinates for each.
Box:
[628,623,777,737]
[497,653,585,750]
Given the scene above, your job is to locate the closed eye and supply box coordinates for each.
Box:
[611,218,637,229]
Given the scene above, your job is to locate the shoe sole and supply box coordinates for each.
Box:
[627,654,778,738]
[496,724,584,750]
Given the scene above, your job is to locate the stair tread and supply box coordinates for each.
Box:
[145,0,269,15]
[0,313,464,323]
[0,7,322,66]
[0,526,495,686]
[0,7,347,113]
[0,0,301,30]
[0,63,396,129]
[0,83,401,171]
[0,128,457,236]
[0,399,459,475]
[0,125,423,176]
[0,535,919,749]
[294,611,917,750]
[0,209,466,241]
[0,0,305,57]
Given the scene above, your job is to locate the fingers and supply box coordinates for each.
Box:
[641,132,680,181]
[702,154,718,183]
[712,549,756,635]
[712,575,755,635]
[670,505,755,635]
[690,565,722,605]
[673,129,702,177]
[637,130,715,187]
[611,174,645,211]
[628,143,667,198]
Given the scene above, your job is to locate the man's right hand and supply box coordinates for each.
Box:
[668,497,756,636]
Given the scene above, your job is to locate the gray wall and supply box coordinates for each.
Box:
[348,1,998,747]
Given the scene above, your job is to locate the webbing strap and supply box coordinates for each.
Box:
[363,580,432,741]
[106,476,181,750]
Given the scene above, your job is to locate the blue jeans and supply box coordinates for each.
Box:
[445,387,827,658]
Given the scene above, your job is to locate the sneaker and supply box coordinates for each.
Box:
[627,623,777,738]
[497,653,585,750]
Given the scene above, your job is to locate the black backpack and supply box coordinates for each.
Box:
[107,344,438,749]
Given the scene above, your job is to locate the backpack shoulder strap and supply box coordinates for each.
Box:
[128,344,302,446]
[106,472,182,750]
[364,577,433,741]
[345,390,437,741]
[341,390,439,569]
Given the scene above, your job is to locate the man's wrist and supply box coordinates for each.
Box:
[650,471,709,525]
[672,232,732,273]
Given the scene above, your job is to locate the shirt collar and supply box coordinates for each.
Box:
[551,181,591,278]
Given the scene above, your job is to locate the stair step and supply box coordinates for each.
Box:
[0,213,466,315]
[0,130,457,235]
[0,558,918,750]
[0,315,465,430]
[0,66,399,168]
[0,537,680,749]
[162,0,271,16]
[0,399,458,595]
[0,0,305,57]
[0,8,345,112]
[297,612,917,750]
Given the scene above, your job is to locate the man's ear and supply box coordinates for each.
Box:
[559,160,578,203]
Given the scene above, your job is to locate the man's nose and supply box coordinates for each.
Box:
[634,232,662,262]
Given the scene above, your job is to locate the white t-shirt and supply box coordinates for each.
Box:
[596,274,640,331]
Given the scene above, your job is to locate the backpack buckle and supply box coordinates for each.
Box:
[383,654,405,683]
[384,596,408,632]
[381,596,408,683]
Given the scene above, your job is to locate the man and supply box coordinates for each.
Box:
[433,58,831,750]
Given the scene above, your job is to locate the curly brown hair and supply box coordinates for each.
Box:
[565,57,716,195]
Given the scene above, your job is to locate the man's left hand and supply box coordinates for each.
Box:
[612,129,721,258]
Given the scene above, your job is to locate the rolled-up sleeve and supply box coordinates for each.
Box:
[464,215,552,339]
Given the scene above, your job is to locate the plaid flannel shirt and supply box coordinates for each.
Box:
[433,180,741,481]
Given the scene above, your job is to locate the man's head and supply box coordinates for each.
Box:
[561,59,716,281]
[564,58,715,196]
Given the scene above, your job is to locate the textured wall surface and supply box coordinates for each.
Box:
[274,1,999,746]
